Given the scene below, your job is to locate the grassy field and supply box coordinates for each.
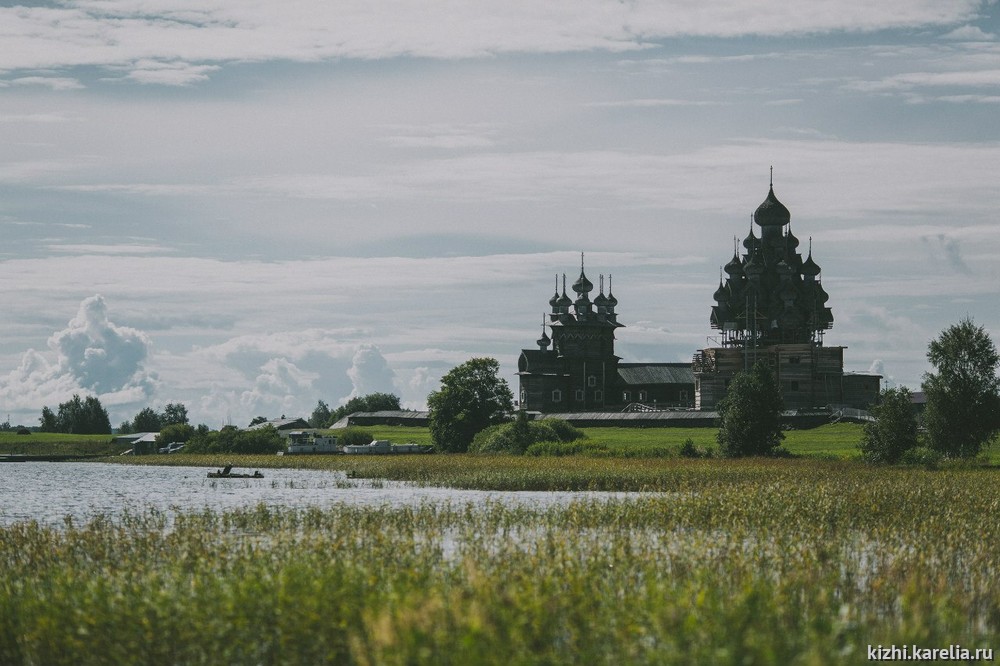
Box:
[0,432,122,456]
[350,422,866,457]
[2,462,998,664]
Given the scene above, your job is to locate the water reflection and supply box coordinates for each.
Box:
[0,462,640,526]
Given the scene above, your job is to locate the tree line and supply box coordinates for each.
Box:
[29,317,998,461]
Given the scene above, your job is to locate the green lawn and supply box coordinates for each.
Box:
[0,432,123,456]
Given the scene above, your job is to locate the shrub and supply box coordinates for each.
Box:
[471,418,585,454]
[859,387,918,464]
[716,362,784,457]
[679,438,700,458]
[330,428,375,448]
[900,446,943,468]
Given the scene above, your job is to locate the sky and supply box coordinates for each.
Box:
[1,0,998,428]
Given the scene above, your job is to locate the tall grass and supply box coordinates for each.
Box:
[2,464,998,664]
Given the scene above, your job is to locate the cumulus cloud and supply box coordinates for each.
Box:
[239,357,318,417]
[48,295,152,393]
[345,344,397,401]
[0,295,155,417]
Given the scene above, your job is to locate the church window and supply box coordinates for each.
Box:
[679,390,689,403]
[575,389,585,401]
[520,390,526,405]
[638,391,647,402]
[587,375,597,387]
[594,390,603,402]
[622,391,631,402]
[552,390,562,403]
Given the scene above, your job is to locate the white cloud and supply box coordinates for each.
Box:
[9,76,85,90]
[942,25,996,40]
[239,357,318,417]
[120,60,221,86]
[48,295,153,394]
[0,1,986,83]
[586,98,727,108]
[345,344,397,402]
[0,295,155,418]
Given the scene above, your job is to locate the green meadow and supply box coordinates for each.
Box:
[0,432,124,457]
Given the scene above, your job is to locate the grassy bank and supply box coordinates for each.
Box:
[2,463,998,664]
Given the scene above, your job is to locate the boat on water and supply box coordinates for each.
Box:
[207,466,263,479]
[342,440,433,455]
[282,430,340,455]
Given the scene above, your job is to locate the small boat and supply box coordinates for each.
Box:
[207,466,263,479]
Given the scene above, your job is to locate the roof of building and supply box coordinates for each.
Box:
[617,363,694,385]
[247,417,309,431]
[544,411,717,423]
[753,184,791,227]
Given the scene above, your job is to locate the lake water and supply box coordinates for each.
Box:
[0,462,638,527]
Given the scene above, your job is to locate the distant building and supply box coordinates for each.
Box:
[247,417,309,433]
[517,256,694,413]
[694,177,880,410]
[517,176,880,416]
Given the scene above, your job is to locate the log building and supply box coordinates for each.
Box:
[517,176,880,415]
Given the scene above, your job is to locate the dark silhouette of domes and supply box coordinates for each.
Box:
[754,186,790,228]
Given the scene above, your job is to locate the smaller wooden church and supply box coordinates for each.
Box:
[516,255,694,413]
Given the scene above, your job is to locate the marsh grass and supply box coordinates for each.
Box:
[2,464,999,664]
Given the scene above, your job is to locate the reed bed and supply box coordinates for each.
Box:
[2,463,998,664]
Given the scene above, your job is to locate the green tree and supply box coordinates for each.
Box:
[427,357,513,453]
[156,422,195,446]
[49,394,111,435]
[248,416,268,427]
[859,386,919,464]
[131,407,162,433]
[922,318,1000,458]
[185,424,283,454]
[161,403,189,426]
[309,400,332,428]
[39,406,58,432]
[329,392,402,424]
[716,361,785,457]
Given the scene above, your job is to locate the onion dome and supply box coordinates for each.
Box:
[724,251,743,276]
[801,252,821,277]
[815,282,830,304]
[537,329,551,350]
[593,290,608,307]
[606,275,618,308]
[548,275,560,309]
[572,270,593,295]
[713,279,728,303]
[754,185,791,228]
[785,226,800,251]
[742,227,760,251]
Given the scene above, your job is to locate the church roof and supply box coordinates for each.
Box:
[753,185,791,227]
[618,363,694,386]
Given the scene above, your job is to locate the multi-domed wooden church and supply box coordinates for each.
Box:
[517,176,880,414]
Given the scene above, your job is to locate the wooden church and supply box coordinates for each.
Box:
[517,176,880,414]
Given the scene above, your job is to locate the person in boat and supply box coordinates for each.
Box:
[222,464,232,476]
